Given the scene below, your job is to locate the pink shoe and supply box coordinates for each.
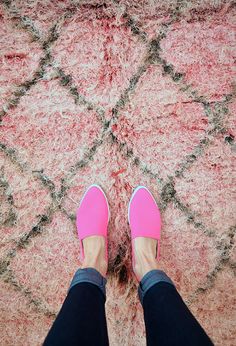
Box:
[128,186,161,268]
[76,184,110,262]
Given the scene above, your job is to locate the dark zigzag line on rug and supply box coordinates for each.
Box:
[187,224,236,305]
[0,168,17,227]
[2,267,56,317]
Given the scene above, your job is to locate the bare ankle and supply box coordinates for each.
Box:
[134,257,158,282]
[81,236,107,277]
[133,238,158,282]
[81,259,107,278]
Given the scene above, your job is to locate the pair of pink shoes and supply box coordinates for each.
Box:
[76,184,161,271]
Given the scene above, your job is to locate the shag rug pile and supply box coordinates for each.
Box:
[0,0,235,345]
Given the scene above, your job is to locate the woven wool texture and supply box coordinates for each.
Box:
[0,0,236,345]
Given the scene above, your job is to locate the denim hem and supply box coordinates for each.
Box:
[69,267,107,299]
[138,269,174,306]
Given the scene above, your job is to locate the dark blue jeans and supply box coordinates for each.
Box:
[43,268,213,346]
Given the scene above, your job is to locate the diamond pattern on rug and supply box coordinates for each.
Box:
[0,1,235,345]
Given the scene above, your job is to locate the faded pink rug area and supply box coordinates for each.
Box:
[0,0,236,345]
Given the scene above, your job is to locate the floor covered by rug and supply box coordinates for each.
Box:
[0,0,236,345]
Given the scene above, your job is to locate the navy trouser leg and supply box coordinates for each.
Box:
[43,269,109,346]
[139,270,213,346]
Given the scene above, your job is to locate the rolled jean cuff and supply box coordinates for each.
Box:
[69,267,107,299]
[138,269,174,306]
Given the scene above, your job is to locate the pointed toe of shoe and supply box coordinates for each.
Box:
[76,185,109,240]
[128,186,161,239]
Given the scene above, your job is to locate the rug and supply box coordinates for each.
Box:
[0,0,236,345]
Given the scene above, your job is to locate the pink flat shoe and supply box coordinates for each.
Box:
[76,184,110,262]
[128,186,161,268]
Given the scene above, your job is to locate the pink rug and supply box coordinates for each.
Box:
[0,1,235,345]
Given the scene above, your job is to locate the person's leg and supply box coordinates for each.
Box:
[44,268,109,346]
[128,187,212,345]
[134,238,213,346]
[44,236,109,346]
[139,270,213,346]
[44,185,110,345]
